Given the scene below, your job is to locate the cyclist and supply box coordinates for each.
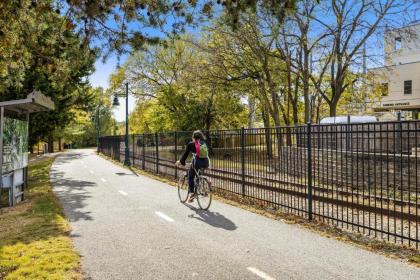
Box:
[175,130,209,203]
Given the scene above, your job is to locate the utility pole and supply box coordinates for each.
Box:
[96,105,100,153]
[112,82,131,166]
[124,82,130,166]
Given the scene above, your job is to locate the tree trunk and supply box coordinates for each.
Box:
[205,115,211,133]
[315,95,322,123]
[292,75,300,125]
[204,130,213,157]
[58,138,62,151]
[303,49,310,123]
[329,101,338,117]
[262,110,273,160]
[329,81,343,117]
[248,97,256,128]
[48,132,54,153]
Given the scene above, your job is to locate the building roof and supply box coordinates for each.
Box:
[0,91,55,114]
[385,21,420,32]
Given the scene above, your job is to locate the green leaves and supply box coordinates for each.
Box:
[0,1,96,147]
[62,0,297,58]
[60,87,116,148]
[119,37,247,132]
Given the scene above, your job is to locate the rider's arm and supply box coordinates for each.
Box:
[179,142,194,165]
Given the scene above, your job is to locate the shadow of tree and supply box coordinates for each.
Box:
[185,204,237,231]
[115,172,132,176]
[51,152,86,164]
[50,153,96,222]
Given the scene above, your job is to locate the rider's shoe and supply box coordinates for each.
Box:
[187,193,195,203]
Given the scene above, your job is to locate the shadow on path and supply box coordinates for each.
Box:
[115,167,139,177]
[185,204,237,231]
[51,153,95,222]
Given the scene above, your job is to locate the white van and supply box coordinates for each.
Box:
[320,115,378,124]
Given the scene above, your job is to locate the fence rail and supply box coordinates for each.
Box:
[99,121,420,248]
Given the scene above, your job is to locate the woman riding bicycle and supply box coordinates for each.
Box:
[175,130,209,203]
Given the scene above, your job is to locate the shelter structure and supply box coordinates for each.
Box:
[0,91,54,206]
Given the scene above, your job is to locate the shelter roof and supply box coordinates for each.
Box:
[0,91,55,115]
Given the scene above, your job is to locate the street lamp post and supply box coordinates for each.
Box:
[113,82,131,166]
[96,105,100,153]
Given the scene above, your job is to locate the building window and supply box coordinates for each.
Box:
[395,37,402,50]
[404,80,412,95]
[381,83,389,96]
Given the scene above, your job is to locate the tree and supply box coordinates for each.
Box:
[310,0,413,116]
[197,14,291,128]
[61,87,117,148]
[61,0,297,59]
[0,0,96,151]
[278,0,328,123]
[116,37,247,132]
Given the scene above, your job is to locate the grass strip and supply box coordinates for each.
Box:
[0,156,81,280]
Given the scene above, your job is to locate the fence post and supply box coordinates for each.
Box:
[397,111,403,153]
[155,132,159,174]
[142,134,146,170]
[307,123,313,221]
[118,136,122,162]
[132,134,135,167]
[174,131,178,179]
[240,127,245,197]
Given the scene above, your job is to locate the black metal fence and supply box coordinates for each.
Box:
[99,121,420,248]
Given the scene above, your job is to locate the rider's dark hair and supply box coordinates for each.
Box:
[192,130,206,141]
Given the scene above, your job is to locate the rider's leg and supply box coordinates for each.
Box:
[187,164,196,202]
[187,158,208,203]
[188,166,196,194]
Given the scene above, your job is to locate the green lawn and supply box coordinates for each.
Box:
[0,157,81,280]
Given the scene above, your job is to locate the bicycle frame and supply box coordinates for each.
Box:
[182,154,205,193]
[177,153,212,210]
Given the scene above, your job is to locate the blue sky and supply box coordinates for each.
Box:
[86,5,203,122]
[89,56,136,122]
[61,0,134,122]
[87,1,418,122]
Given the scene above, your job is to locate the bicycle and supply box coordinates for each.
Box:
[177,155,212,210]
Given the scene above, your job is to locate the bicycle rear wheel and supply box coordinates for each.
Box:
[197,177,212,210]
[177,175,189,203]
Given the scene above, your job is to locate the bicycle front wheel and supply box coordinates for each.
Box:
[177,175,189,203]
[197,177,212,210]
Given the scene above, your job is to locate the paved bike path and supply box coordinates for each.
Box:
[51,149,420,280]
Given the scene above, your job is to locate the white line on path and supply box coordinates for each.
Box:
[247,267,276,280]
[89,170,94,174]
[155,211,175,223]
[101,178,107,183]
[118,190,128,196]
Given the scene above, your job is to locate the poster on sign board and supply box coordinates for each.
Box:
[2,117,28,173]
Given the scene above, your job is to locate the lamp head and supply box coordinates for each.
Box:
[112,96,120,107]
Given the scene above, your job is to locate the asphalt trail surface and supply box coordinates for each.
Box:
[51,149,420,280]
